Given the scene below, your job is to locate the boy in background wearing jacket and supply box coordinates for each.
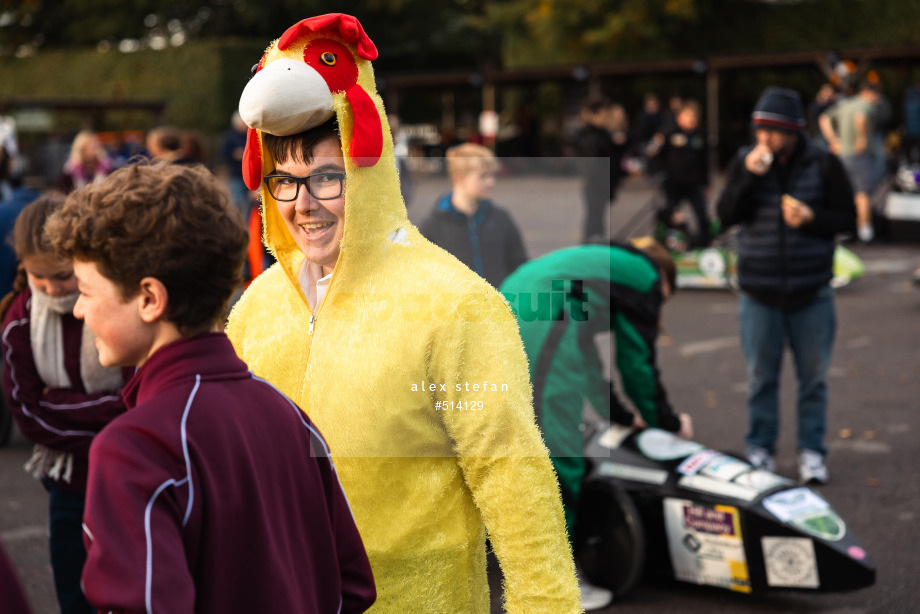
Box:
[420,143,528,288]
[649,99,711,248]
[45,161,375,614]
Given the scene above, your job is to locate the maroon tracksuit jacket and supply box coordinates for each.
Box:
[81,333,375,613]
[2,287,128,494]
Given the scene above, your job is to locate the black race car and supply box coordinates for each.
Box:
[575,423,875,598]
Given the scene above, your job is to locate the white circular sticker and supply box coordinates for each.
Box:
[698,249,726,278]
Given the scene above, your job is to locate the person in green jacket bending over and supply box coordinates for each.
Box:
[500,238,693,610]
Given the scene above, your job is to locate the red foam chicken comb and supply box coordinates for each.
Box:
[278,14,378,61]
[241,15,383,189]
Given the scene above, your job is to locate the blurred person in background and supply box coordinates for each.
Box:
[575,95,616,242]
[607,103,633,194]
[904,79,920,164]
[221,112,251,223]
[102,132,143,170]
[661,93,684,134]
[717,86,856,485]
[864,71,892,189]
[388,114,415,207]
[649,99,711,248]
[420,142,528,288]
[808,83,839,149]
[0,186,40,320]
[145,125,184,163]
[0,105,20,202]
[176,129,207,166]
[631,92,663,162]
[57,130,113,194]
[819,80,881,242]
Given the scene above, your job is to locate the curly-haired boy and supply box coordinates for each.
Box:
[46,161,375,614]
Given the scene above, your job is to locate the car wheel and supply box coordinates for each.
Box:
[575,482,646,599]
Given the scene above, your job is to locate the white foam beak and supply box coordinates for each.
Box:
[239,58,335,136]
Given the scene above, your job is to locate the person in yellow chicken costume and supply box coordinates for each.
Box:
[226,13,582,614]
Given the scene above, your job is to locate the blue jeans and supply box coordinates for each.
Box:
[739,285,835,455]
[42,480,93,614]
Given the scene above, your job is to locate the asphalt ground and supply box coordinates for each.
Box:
[2,172,919,613]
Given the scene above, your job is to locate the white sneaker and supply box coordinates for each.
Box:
[578,574,613,611]
[746,446,776,472]
[857,224,874,243]
[799,449,829,485]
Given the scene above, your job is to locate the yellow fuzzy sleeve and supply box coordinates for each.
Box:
[428,292,582,613]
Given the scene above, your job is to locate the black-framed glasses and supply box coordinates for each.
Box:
[263,172,345,201]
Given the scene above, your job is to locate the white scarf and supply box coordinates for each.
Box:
[24,281,124,483]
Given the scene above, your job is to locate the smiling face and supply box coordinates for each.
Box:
[22,254,78,298]
[73,260,153,368]
[273,135,347,276]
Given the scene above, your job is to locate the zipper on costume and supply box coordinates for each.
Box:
[309,314,316,335]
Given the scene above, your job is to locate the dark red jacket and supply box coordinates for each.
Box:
[81,333,375,614]
[1,287,128,494]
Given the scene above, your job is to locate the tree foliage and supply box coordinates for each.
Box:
[0,0,495,71]
[483,0,920,68]
[482,0,702,67]
[1,0,918,69]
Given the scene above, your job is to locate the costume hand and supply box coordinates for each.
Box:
[632,414,648,430]
[745,144,773,175]
[782,194,815,228]
[677,413,694,440]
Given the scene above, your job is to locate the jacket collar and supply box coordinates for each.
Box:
[122,332,248,409]
[437,191,492,224]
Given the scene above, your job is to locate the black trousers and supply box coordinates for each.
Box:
[657,183,710,247]
[42,480,93,614]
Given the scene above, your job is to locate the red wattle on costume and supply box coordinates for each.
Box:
[243,128,262,191]
[345,85,383,167]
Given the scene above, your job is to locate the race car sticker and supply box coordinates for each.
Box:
[597,461,669,485]
[732,469,793,493]
[597,424,633,450]
[790,509,847,541]
[677,474,761,502]
[699,455,751,482]
[698,248,727,278]
[664,498,752,593]
[678,450,723,476]
[762,488,828,523]
[761,536,819,588]
[636,428,705,461]
[674,250,733,289]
